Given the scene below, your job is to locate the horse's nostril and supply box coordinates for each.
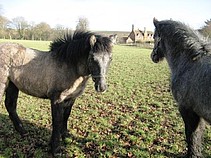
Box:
[95,83,107,93]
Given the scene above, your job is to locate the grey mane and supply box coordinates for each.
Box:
[158,20,211,59]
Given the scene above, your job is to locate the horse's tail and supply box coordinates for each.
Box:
[0,66,9,101]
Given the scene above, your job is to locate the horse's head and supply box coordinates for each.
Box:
[151,18,165,63]
[88,35,112,92]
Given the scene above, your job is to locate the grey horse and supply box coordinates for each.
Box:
[0,31,113,156]
[151,18,211,157]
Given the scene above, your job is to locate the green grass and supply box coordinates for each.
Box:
[0,39,50,51]
[0,40,210,157]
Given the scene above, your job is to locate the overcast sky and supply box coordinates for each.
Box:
[1,0,211,31]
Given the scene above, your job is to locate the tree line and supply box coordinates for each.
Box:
[0,10,210,41]
[0,15,89,41]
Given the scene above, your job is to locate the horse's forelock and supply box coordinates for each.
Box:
[93,37,112,53]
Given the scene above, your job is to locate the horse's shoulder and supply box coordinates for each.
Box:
[50,76,89,103]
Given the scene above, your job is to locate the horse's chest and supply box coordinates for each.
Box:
[59,77,88,102]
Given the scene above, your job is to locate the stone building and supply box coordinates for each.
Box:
[126,25,153,43]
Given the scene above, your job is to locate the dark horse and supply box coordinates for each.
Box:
[0,31,112,155]
[151,18,211,157]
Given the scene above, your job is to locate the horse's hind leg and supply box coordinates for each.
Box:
[5,81,27,136]
[179,106,205,158]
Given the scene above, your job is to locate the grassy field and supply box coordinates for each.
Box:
[0,40,210,157]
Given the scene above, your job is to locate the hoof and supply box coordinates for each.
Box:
[61,131,71,140]
[16,129,28,137]
[15,125,27,137]
[19,129,28,137]
[49,141,62,157]
[49,146,62,157]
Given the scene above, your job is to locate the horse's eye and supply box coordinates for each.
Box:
[92,77,96,82]
[157,37,161,42]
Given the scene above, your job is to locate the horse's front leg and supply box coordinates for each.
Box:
[179,106,205,158]
[50,99,64,156]
[61,99,75,140]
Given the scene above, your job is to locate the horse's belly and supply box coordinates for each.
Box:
[19,86,48,98]
[17,83,48,98]
[10,75,49,99]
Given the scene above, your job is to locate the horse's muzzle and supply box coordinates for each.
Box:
[93,77,107,93]
[95,82,107,92]
[151,51,159,63]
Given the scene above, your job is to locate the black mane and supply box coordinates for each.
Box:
[158,20,211,57]
[50,31,112,65]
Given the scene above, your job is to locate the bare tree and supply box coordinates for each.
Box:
[199,19,211,38]
[55,24,67,36]
[12,16,28,39]
[76,17,89,31]
[27,21,36,40]
[0,15,9,38]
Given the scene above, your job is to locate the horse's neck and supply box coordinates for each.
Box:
[163,40,180,68]
[49,50,90,77]
[166,48,191,76]
[75,59,90,76]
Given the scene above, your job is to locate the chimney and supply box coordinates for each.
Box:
[132,24,134,31]
[144,27,147,39]
[144,27,146,33]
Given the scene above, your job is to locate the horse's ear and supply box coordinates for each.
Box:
[153,17,159,28]
[90,35,96,48]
